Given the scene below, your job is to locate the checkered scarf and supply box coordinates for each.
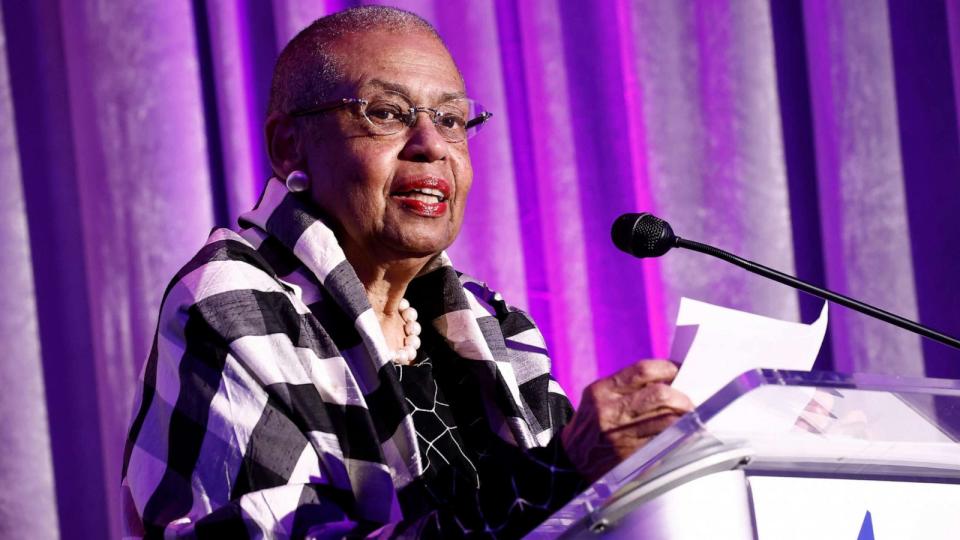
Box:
[121,178,572,538]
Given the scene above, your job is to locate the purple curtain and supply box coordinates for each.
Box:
[2,0,958,537]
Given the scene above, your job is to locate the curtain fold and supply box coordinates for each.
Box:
[804,0,924,375]
[503,0,601,394]
[203,0,266,221]
[2,1,957,537]
[628,0,801,325]
[56,1,216,537]
[0,6,59,537]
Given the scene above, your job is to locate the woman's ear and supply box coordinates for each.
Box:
[264,111,304,178]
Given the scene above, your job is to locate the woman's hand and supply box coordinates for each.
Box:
[560,360,694,484]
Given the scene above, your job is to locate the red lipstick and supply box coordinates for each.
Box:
[394,198,448,217]
[389,176,452,218]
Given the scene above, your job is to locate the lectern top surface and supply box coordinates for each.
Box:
[530,369,960,538]
[615,370,959,484]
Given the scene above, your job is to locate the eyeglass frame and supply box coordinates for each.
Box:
[288,97,493,142]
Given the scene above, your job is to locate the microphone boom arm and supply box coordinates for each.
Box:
[675,237,960,351]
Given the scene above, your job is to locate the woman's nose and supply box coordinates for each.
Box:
[399,112,448,162]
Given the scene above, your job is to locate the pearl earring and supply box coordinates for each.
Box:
[285,170,309,193]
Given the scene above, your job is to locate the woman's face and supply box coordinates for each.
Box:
[301,30,474,265]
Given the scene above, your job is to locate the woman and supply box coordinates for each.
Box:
[122,6,692,539]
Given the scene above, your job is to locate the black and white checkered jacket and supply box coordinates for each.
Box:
[121,178,575,538]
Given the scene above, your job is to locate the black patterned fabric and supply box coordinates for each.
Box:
[392,330,586,539]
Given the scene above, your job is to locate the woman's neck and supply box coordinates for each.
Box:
[352,256,425,315]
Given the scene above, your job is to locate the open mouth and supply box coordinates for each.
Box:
[390,177,451,218]
[391,187,448,203]
[389,176,452,217]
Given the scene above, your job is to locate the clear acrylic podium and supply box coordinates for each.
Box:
[528,369,960,539]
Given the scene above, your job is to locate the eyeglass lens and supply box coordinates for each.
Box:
[359,97,485,142]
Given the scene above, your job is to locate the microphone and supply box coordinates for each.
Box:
[611,213,677,258]
[611,212,960,351]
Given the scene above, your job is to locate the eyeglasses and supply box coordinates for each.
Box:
[290,96,493,143]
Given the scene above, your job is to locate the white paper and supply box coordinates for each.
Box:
[670,297,829,406]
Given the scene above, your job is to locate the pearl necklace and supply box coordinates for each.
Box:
[392,298,422,364]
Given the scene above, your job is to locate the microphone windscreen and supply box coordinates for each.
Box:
[611,213,676,258]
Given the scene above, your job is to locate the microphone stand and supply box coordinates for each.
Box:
[675,237,960,351]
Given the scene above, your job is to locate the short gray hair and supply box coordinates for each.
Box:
[268,6,444,115]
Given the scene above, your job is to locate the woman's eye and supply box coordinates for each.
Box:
[367,104,403,121]
[438,114,465,129]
